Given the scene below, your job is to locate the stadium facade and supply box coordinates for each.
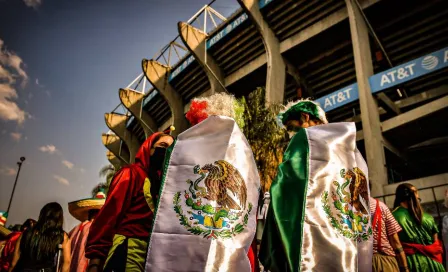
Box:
[102,0,448,215]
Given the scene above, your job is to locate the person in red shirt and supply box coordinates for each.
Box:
[85,132,174,272]
[0,218,35,272]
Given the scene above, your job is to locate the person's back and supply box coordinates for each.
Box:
[370,196,408,271]
[17,227,64,270]
[8,202,70,272]
[392,184,444,272]
[393,207,437,245]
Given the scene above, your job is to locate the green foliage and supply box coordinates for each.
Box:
[202,204,214,214]
[214,209,229,222]
[186,198,194,207]
[97,164,119,195]
[239,87,287,192]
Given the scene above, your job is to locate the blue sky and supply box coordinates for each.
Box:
[0,0,238,230]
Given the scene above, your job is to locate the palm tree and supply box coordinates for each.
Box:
[96,164,118,196]
[240,87,288,193]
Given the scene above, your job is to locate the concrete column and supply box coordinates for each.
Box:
[119,88,158,137]
[142,59,188,136]
[104,112,140,163]
[106,151,125,169]
[345,0,388,196]
[102,133,130,165]
[237,0,285,104]
[178,22,226,94]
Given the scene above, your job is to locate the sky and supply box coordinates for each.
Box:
[0,0,239,230]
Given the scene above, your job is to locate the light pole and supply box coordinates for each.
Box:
[6,157,25,215]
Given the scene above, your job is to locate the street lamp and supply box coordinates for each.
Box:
[6,157,26,215]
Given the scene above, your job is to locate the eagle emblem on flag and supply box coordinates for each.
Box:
[321,167,372,242]
[173,160,253,240]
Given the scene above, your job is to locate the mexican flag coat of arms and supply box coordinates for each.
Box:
[259,122,373,272]
[145,116,260,272]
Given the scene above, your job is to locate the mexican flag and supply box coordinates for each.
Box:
[259,122,373,272]
[145,116,260,272]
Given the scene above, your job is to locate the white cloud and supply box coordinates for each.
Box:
[10,132,22,142]
[0,166,16,176]
[53,175,69,186]
[39,144,57,154]
[0,83,26,124]
[80,168,86,174]
[0,39,29,125]
[62,160,74,169]
[23,0,42,9]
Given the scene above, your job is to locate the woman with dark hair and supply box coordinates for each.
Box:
[393,183,445,271]
[9,202,71,272]
[85,132,174,272]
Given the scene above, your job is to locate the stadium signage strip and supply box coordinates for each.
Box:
[169,13,250,83]
[316,46,448,112]
[206,13,249,49]
[259,0,275,9]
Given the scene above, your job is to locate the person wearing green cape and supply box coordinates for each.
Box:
[392,183,445,272]
[259,99,373,272]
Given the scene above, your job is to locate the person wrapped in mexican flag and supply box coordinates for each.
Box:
[259,99,373,272]
[145,93,260,272]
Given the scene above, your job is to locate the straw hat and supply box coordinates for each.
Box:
[0,225,11,238]
[68,189,106,222]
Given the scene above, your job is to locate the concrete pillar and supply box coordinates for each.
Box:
[345,0,388,196]
[142,59,188,136]
[119,88,158,137]
[106,151,125,169]
[102,133,130,165]
[178,22,226,94]
[104,112,140,163]
[237,0,285,104]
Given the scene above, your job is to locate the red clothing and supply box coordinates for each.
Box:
[0,232,21,272]
[86,133,162,260]
[402,239,444,264]
[248,238,259,272]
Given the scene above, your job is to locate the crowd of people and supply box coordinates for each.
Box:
[0,93,446,272]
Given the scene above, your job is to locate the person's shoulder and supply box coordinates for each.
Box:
[378,200,391,211]
[422,212,436,222]
[391,206,405,216]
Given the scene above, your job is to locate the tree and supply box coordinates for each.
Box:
[96,164,118,196]
[240,87,288,193]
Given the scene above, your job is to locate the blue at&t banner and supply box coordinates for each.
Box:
[206,13,248,49]
[168,55,195,82]
[259,0,275,9]
[315,83,359,112]
[316,46,448,112]
[369,46,448,93]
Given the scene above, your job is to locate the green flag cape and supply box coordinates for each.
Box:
[259,122,373,272]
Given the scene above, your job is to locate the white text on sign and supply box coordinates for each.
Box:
[380,64,415,87]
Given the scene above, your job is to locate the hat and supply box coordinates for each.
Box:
[163,125,175,135]
[277,99,328,129]
[185,93,245,129]
[0,225,11,238]
[68,189,106,222]
[0,211,7,227]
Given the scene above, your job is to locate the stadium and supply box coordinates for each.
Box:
[101,0,448,219]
